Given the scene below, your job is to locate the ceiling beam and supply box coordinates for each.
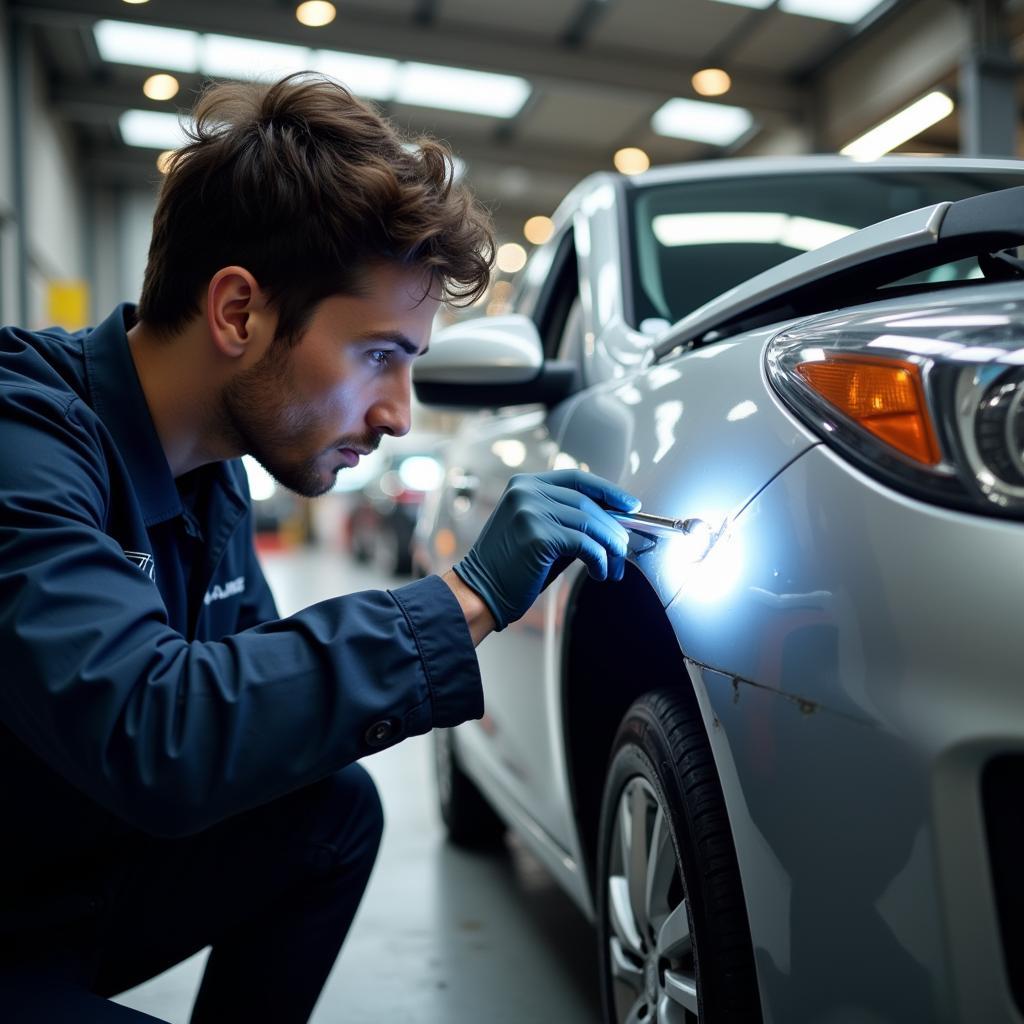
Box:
[13,0,804,118]
[816,0,967,147]
[560,0,613,48]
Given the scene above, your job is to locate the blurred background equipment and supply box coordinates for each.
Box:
[342,447,445,577]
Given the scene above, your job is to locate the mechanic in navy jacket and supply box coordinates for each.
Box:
[0,76,638,1022]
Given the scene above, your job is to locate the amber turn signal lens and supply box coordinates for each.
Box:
[796,355,942,466]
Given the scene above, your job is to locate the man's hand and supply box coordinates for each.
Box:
[450,470,640,632]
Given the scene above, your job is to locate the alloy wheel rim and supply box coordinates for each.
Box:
[607,776,698,1023]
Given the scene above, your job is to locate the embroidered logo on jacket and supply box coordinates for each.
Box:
[204,576,246,605]
[123,550,155,582]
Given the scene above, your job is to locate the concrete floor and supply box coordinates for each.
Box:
[112,545,602,1023]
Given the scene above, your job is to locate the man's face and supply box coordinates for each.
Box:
[222,263,439,498]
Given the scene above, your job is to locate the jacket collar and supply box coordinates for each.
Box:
[82,304,185,526]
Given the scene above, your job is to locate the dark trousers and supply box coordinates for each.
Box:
[0,764,384,1023]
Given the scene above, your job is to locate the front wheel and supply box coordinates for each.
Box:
[596,688,761,1023]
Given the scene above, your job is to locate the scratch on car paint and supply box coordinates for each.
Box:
[691,657,873,726]
[731,673,821,715]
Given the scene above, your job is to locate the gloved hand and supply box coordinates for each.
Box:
[453,470,641,631]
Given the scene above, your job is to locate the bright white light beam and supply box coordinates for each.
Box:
[841,92,954,162]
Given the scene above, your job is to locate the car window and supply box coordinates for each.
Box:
[510,230,565,320]
[556,296,585,364]
[518,229,581,361]
[629,170,1024,328]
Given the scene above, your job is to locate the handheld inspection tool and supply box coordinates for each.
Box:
[611,510,718,560]
[612,510,690,532]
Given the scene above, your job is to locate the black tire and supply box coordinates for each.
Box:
[433,727,506,849]
[596,688,761,1023]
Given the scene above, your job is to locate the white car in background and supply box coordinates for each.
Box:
[414,157,1024,1024]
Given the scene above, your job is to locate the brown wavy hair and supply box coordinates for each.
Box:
[138,73,494,344]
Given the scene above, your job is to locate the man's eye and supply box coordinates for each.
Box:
[370,350,391,368]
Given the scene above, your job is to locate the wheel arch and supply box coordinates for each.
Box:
[561,562,702,901]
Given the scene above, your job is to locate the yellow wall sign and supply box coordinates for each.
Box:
[46,280,89,330]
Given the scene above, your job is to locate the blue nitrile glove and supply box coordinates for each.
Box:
[453,470,641,630]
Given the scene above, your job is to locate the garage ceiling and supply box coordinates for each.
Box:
[9,0,1009,242]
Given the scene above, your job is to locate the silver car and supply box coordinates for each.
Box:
[413,157,1024,1024]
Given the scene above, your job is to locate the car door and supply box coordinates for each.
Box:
[444,227,589,851]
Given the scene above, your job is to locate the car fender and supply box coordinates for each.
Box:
[552,325,818,609]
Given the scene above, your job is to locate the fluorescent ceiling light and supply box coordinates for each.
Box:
[93,20,531,118]
[313,51,397,100]
[651,212,855,251]
[779,0,886,23]
[394,63,530,118]
[708,0,773,7]
[119,109,190,149]
[94,20,199,72]
[201,34,310,80]
[841,92,954,161]
[651,97,754,146]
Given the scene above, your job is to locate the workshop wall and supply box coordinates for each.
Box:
[90,184,157,318]
[22,40,87,330]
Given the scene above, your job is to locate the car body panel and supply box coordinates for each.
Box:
[684,441,1024,1022]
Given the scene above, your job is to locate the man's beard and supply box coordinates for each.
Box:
[220,344,379,498]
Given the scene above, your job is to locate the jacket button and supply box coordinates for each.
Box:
[365,720,395,747]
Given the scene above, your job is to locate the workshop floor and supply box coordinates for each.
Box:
[112,545,602,1023]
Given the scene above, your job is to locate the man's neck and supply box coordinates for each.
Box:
[126,318,238,478]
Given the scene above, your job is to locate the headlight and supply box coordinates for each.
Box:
[766,297,1024,517]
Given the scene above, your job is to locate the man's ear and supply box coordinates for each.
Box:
[206,266,275,361]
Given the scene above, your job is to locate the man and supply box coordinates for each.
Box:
[0,75,638,1022]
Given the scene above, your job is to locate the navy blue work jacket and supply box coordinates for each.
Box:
[0,305,482,922]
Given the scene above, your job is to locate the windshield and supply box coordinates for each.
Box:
[629,169,1024,328]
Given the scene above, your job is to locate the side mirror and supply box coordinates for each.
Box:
[414,314,577,409]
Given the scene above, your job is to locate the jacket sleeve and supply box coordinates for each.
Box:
[0,389,483,838]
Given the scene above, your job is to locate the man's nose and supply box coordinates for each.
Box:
[367,373,412,438]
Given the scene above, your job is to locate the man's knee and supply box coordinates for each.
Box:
[310,764,384,871]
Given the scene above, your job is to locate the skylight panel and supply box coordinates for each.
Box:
[707,0,774,7]
[650,97,754,147]
[94,20,199,73]
[94,22,532,119]
[394,63,530,118]
[119,109,190,149]
[778,0,887,23]
[313,51,398,100]
[200,35,312,80]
